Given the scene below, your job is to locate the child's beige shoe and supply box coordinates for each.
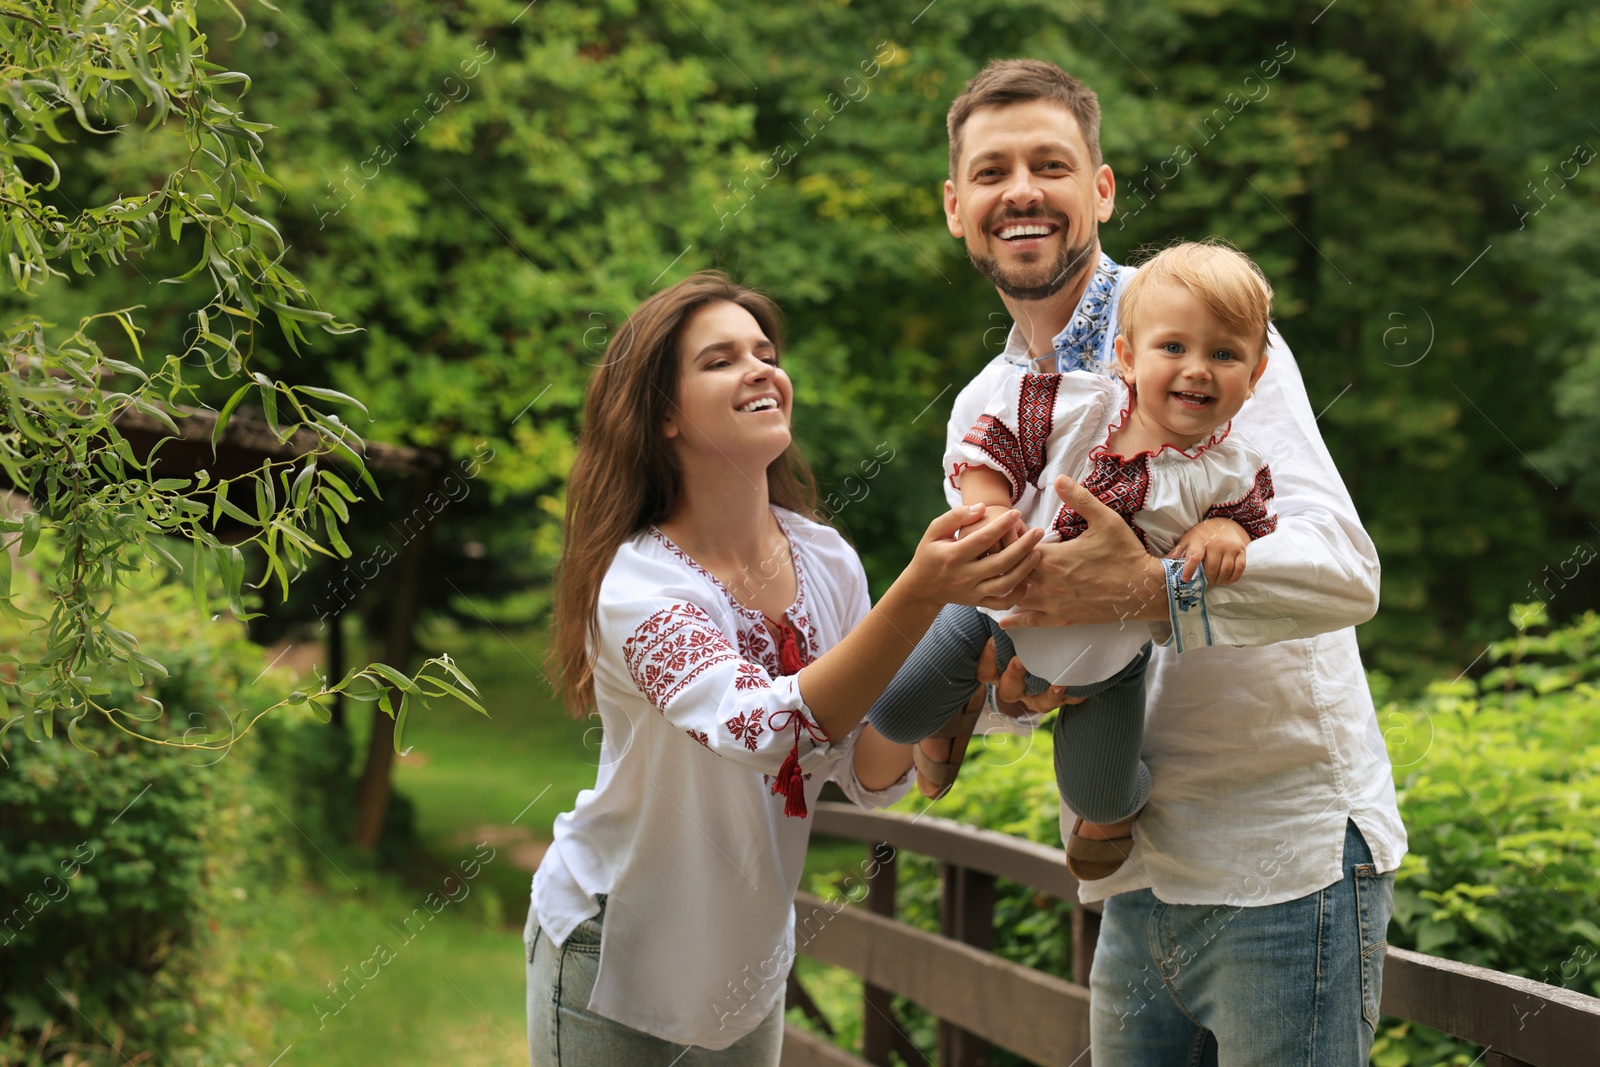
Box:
[1065,816,1136,881]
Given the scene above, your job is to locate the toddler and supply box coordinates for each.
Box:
[869,241,1279,880]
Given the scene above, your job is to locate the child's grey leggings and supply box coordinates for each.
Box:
[866,603,1152,824]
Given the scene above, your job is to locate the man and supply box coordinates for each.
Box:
[937,59,1405,1065]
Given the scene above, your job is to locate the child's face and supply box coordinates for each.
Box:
[1113,280,1269,449]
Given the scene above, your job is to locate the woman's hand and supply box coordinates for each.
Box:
[908,504,1043,612]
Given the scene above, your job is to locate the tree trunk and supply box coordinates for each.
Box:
[326,606,346,730]
[351,474,434,851]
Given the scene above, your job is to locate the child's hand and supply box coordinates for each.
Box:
[983,504,1027,551]
[1168,518,1250,585]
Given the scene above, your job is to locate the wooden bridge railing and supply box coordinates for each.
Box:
[781,803,1600,1067]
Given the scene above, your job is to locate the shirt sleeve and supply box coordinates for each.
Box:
[950,372,1064,505]
[598,594,835,778]
[1203,463,1279,541]
[1164,329,1379,651]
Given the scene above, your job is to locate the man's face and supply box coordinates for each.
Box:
[944,100,1115,302]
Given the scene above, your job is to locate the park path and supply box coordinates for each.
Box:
[450,823,548,872]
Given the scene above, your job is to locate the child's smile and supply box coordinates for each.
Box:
[1112,279,1269,454]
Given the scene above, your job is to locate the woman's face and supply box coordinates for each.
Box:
[663,301,794,469]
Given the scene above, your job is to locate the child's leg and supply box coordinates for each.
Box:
[1051,643,1154,826]
[866,604,1047,744]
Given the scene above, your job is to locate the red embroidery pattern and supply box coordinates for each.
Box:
[1051,451,1153,550]
[647,523,819,682]
[725,710,765,751]
[623,603,738,710]
[961,374,1060,502]
[734,662,771,692]
[1016,374,1061,484]
[963,416,1027,503]
[687,729,711,748]
[1205,466,1278,540]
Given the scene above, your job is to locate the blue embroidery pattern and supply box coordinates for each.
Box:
[1051,253,1122,375]
[1162,558,1211,651]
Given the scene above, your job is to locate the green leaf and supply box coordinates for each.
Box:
[212,383,251,452]
[320,504,351,558]
[366,662,412,691]
[418,677,486,715]
[19,511,41,557]
[294,385,369,416]
[393,691,412,753]
[261,298,334,324]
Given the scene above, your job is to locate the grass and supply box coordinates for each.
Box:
[230,876,527,1067]
[356,622,594,906]
[234,622,590,1064]
[237,621,874,1064]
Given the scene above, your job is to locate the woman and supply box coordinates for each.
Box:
[529,271,1042,1064]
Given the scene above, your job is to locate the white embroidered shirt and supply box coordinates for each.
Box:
[531,508,910,1048]
[948,368,1276,686]
[944,260,1407,906]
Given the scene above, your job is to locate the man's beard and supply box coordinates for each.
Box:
[969,228,1098,302]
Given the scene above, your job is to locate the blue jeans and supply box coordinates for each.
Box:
[525,896,785,1066]
[1089,820,1394,1066]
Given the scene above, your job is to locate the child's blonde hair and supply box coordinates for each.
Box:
[1118,240,1274,357]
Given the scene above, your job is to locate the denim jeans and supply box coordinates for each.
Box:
[525,896,785,1066]
[1089,820,1394,1066]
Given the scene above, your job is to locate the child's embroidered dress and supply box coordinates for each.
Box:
[947,367,1276,685]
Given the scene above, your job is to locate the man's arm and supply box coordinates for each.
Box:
[1000,330,1379,649]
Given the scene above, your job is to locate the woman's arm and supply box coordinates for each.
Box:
[795,504,1042,740]
[600,506,1040,782]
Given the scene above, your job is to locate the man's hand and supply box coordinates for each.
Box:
[999,476,1167,630]
[1169,517,1249,584]
[975,637,1085,716]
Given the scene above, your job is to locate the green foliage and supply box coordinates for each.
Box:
[1373,606,1600,1064]
[0,566,315,1063]
[828,609,1600,1065]
[0,1,492,748]
[29,0,1573,682]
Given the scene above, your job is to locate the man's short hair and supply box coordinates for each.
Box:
[946,59,1103,178]
[1118,240,1275,357]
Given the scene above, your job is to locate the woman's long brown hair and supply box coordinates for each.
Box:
[549,271,821,717]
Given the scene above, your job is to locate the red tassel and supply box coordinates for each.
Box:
[772,741,808,818]
[771,617,805,676]
[765,621,815,819]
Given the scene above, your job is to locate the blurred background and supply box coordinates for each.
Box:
[3,1,1598,1064]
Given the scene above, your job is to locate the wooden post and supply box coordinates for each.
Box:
[862,841,898,1066]
[938,864,996,1067]
[1071,906,1101,987]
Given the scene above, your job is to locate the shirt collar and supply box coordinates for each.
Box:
[1002,251,1125,375]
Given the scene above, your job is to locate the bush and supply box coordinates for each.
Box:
[0,571,332,1064]
[1372,606,1600,1065]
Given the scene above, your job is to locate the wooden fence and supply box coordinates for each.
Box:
[780,803,1600,1067]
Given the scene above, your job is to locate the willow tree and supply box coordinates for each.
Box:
[0,2,478,753]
